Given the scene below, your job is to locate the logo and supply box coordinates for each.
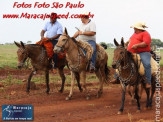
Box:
[2,105,33,121]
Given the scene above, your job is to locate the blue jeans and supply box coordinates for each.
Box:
[50,39,58,69]
[139,52,151,84]
[87,40,96,68]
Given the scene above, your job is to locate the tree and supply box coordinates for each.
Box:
[151,39,163,47]
[100,42,107,49]
[27,40,32,44]
[107,43,114,48]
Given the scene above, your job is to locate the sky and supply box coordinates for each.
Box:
[0,0,163,44]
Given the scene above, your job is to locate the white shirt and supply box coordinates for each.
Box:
[78,20,96,42]
[43,21,63,39]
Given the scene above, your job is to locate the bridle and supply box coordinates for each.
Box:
[113,47,129,69]
[55,34,84,72]
[113,47,136,85]
[18,48,28,66]
[55,34,69,51]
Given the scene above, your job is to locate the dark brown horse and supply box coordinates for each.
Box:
[14,41,70,93]
[112,38,156,114]
[54,28,110,100]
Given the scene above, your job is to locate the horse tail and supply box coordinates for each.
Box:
[104,63,110,83]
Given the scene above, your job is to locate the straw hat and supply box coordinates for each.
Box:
[130,22,148,30]
[81,12,90,16]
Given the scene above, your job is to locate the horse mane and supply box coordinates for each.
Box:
[70,37,93,61]
[126,50,138,70]
[71,37,78,44]
[25,44,46,50]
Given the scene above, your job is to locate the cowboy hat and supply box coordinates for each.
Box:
[48,12,60,19]
[130,22,148,30]
[81,12,90,18]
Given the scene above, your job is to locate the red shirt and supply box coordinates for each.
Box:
[127,31,151,53]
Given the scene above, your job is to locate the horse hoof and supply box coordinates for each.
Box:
[80,88,83,92]
[129,101,134,105]
[144,107,147,111]
[117,111,122,115]
[148,107,152,110]
[96,94,101,98]
[59,89,63,93]
[136,110,140,113]
[26,90,30,94]
[86,96,90,100]
[65,96,71,101]
[46,90,50,94]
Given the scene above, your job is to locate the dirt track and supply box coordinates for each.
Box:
[0,69,163,122]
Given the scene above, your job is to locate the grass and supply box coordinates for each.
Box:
[0,44,18,68]
[0,44,163,68]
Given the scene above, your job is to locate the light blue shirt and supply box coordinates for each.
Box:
[43,21,63,39]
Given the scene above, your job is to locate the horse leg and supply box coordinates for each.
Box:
[80,71,90,100]
[26,71,34,93]
[74,72,83,92]
[128,85,135,105]
[138,82,143,99]
[135,85,141,112]
[144,87,150,109]
[45,70,50,94]
[95,69,103,98]
[66,71,75,100]
[149,76,156,107]
[118,83,126,114]
[58,67,66,93]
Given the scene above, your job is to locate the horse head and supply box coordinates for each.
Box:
[14,41,28,69]
[112,37,130,69]
[54,28,70,53]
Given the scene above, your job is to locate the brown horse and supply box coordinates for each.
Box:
[112,38,156,114]
[14,41,72,94]
[54,28,110,100]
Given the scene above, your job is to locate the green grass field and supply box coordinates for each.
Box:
[0,44,163,68]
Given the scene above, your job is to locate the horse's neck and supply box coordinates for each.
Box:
[66,40,79,60]
[26,45,43,59]
[120,55,132,72]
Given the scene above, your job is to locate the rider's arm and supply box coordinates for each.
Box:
[81,31,96,36]
[132,42,147,49]
[73,31,79,38]
[41,30,45,40]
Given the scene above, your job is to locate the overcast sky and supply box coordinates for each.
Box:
[0,0,163,44]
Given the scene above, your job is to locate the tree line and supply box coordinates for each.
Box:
[100,38,163,48]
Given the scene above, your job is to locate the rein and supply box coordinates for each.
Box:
[55,34,69,50]
[114,47,136,85]
[57,35,84,72]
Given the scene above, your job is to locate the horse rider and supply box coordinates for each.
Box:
[73,12,96,73]
[40,12,63,73]
[127,22,152,88]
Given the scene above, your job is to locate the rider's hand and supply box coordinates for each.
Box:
[78,31,83,35]
[131,44,138,49]
[41,36,45,40]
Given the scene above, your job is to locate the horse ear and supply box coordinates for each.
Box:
[20,41,25,49]
[14,41,21,47]
[121,37,125,47]
[114,38,119,47]
[64,27,68,35]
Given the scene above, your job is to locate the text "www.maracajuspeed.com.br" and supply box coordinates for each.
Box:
[3,12,94,20]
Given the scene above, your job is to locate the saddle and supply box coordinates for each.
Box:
[36,38,66,60]
[132,54,159,76]
[36,38,53,59]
